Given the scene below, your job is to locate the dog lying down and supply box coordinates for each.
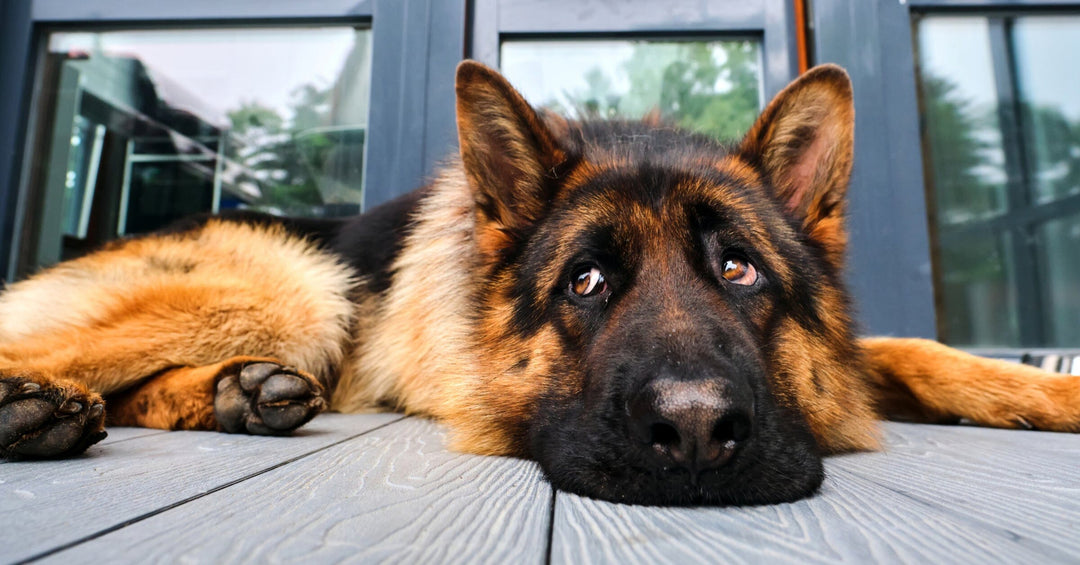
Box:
[0,61,1075,505]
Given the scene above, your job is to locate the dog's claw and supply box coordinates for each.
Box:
[215,362,325,436]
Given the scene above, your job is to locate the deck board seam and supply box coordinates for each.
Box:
[98,430,171,446]
[14,415,409,565]
[544,488,557,565]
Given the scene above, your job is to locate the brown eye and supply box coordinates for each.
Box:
[571,267,607,297]
[721,256,758,286]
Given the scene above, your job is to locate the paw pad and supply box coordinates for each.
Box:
[0,376,106,459]
[214,362,325,436]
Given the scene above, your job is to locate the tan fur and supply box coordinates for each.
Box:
[739,65,854,269]
[106,355,318,431]
[332,167,480,419]
[330,165,554,455]
[0,221,356,393]
[862,337,1080,432]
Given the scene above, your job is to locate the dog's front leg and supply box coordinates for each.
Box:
[107,356,326,436]
[860,337,1080,432]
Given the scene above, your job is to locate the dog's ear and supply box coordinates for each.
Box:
[738,64,854,263]
[456,61,566,257]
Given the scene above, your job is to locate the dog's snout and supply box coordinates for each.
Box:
[628,377,753,476]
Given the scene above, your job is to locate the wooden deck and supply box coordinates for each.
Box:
[3,414,1078,564]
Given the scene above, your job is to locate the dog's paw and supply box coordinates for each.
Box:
[987,375,1080,433]
[0,374,107,459]
[214,362,326,436]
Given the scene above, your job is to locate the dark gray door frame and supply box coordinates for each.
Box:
[0,0,465,280]
[810,0,938,339]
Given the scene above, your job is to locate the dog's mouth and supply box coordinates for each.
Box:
[528,381,825,506]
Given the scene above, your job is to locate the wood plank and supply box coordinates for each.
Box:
[831,422,1080,560]
[97,426,169,445]
[552,423,1080,563]
[0,412,401,564]
[0,428,165,467]
[38,418,553,564]
[551,473,1048,564]
[875,421,1080,455]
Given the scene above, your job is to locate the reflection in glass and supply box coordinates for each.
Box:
[938,231,1019,346]
[61,115,105,238]
[916,14,1080,347]
[916,18,1008,225]
[1013,18,1080,206]
[19,27,371,275]
[501,40,763,143]
[1038,214,1080,347]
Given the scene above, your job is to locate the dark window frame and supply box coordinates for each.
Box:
[470,0,798,101]
[813,0,1080,349]
[0,0,466,281]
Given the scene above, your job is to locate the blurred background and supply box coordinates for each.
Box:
[0,0,1078,360]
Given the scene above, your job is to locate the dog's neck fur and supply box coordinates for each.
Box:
[331,164,532,453]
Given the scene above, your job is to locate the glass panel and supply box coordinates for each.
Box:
[500,39,763,143]
[916,17,1009,225]
[937,230,1020,347]
[20,26,371,273]
[916,14,1080,347]
[1037,214,1080,347]
[1012,17,1080,206]
[61,115,104,238]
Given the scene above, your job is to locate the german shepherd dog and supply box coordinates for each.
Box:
[0,62,1076,505]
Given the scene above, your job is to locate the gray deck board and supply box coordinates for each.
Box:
[551,453,1061,564]
[1,413,401,564]
[95,427,170,445]
[0,428,164,468]
[2,416,1078,564]
[36,418,552,565]
[830,423,1080,561]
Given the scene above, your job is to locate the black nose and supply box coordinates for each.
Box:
[628,377,753,476]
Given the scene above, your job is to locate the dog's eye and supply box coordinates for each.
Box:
[570,267,608,297]
[721,255,758,286]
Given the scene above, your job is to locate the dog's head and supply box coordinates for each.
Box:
[454,61,878,505]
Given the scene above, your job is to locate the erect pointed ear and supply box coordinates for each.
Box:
[738,64,854,262]
[455,61,566,255]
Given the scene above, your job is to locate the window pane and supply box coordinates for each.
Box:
[916,18,1009,225]
[1012,18,1080,206]
[1037,213,1080,346]
[937,230,1020,347]
[916,14,1080,347]
[19,27,371,273]
[500,39,763,143]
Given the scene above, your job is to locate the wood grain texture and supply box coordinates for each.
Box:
[552,422,1080,564]
[0,427,164,466]
[831,422,1080,561]
[38,418,553,565]
[0,413,401,564]
[97,426,170,445]
[8,417,1080,564]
